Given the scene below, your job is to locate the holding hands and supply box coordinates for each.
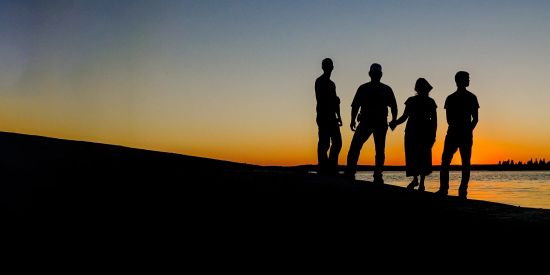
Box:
[389,120,397,131]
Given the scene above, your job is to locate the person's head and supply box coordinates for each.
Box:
[369,63,382,82]
[455,71,470,88]
[415,78,433,96]
[322,58,334,74]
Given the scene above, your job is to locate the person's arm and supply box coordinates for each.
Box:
[335,96,342,126]
[444,97,451,126]
[350,88,361,131]
[390,104,408,131]
[432,108,438,132]
[389,89,398,122]
[471,108,478,130]
[394,105,409,126]
[350,105,359,131]
[315,80,321,102]
[431,107,438,144]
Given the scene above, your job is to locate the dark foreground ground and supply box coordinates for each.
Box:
[1,131,549,251]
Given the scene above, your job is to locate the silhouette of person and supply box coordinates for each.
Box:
[436,71,479,199]
[390,78,437,191]
[346,63,397,183]
[315,58,342,175]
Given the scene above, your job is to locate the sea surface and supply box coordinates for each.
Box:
[356,171,550,209]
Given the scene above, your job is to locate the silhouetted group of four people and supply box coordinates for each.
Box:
[315,58,479,199]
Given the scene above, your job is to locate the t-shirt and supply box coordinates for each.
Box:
[315,75,339,123]
[351,82,397,125]
[444,90,479,136]
[404,95,437,135]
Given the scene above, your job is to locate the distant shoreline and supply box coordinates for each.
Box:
[289,164,550,172]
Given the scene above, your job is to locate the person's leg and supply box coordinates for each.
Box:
[404,133,416,178]
[439,135,459,194]
[373,125,388,183]
[419,175,426,191]
[346,123,371,178]
[328,125,342,174]
[407,175,419,189]
[317,126,330,173]
[458,138,473,198]
[405,135,419,188]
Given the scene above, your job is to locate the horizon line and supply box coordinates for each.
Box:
[2,130,548,169]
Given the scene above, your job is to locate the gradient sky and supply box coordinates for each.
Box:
[1,0,549,165]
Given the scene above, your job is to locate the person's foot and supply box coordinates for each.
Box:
[372,173,384,185]
[418,185,425,192]
[434,189,448,196]
[325,168,338,176]
[407,179,419,190]
[458,190,468,199]
[343,171,356,181]
[373,176,384,185]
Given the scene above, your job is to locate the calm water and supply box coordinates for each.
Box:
[356,171,550,209]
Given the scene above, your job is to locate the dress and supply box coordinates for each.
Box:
[404,95,437,176]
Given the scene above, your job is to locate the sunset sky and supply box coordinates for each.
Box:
[1,0,549,166]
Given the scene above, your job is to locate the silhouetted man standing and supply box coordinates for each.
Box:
[437,71,479,199]
[346,63,397,183]
[315,58,342,175]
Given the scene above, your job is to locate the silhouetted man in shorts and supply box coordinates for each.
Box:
[315,58,342,175]
[437,71,479,199]
[346,63,397,183]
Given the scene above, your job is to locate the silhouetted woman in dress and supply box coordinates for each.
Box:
[390,78,437,191]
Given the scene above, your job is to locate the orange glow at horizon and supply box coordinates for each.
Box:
[2,101,547,167]
[2,1,550,167]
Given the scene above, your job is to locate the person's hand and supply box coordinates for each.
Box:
[337,118,343,127]
[350,121,356,132]
[389,120,396,131]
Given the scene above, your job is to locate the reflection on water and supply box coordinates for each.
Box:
[356,171,550,209]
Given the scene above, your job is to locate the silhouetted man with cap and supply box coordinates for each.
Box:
[436,71,479,199]
[346,63,397,183]
[315,58,342,175]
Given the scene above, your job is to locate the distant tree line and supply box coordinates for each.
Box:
[497,158,550,170]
